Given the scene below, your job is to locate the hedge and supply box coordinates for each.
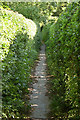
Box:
[42,23,51,43]
[46,3,80,119]
[0,6,41,119]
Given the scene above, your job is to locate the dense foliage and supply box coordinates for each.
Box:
[42,22,54,42]
[2,2,66,25]
[1,1,80,119]
[46,3,80,119]
[1,2,50,25]
[1,6,41,118]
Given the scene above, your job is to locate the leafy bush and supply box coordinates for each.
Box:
[46,3,80,119]
[1,6,41,118]
[42,23,52,42]
[3,2,50,24]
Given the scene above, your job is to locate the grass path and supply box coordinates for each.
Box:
[30,44,50,119]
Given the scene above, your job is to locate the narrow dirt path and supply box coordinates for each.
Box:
[30,44,50,119]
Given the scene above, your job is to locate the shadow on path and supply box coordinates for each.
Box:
[30,44,50,119]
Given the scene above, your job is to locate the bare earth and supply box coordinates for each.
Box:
[30,44,50,119]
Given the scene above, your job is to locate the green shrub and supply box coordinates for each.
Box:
[42,24,50,42]
[41,19,56,43]
[1,6,41,118]
[46,3,80,119]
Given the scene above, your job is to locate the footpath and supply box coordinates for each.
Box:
[30,44,50,119]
